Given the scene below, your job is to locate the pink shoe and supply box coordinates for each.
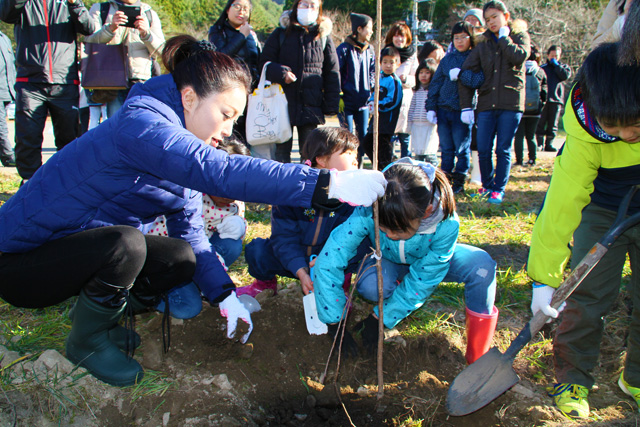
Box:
[236,277,278,297]
[342,273,352,294]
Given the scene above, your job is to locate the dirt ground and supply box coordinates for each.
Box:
[84,283,639,427]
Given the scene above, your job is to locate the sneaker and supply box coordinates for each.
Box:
[527,159,536,166]
[236,277,278,298]
[487,191,504,204]
[544,145,558,152]
[1,157,15,167]
[619,372,640,412]
[470,188,489,199]
[548,383,590,418]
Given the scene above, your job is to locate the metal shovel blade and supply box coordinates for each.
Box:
[446,347,519,416]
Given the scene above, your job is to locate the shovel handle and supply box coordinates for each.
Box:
[506,185,640,359]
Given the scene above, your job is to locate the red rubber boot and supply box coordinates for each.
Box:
[236,277,278,297]
[465,306,499,364]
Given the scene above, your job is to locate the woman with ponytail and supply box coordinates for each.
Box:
[0,35,386,387]
[313,157,497,364]
[528,0,640,417]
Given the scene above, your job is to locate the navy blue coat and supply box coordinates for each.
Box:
[336,36,375,113]
[0,74,322,302]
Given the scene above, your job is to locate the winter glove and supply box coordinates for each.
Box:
[549,58,559,66]
[498,26,511,38]
[531,283,566,320]
[367,102,375,114]
[339,97,345,114]
[216,215,246,240]
[327,322,359,358]
[219,291,253,343]
[356,313,379,355]
[426,110,438,125]
[328,169,387,207]
[449,67,461,81]
[460,109,475,125]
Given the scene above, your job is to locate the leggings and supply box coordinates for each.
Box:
[0,225,196,308]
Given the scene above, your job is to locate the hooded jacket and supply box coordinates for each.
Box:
[84,0,165,82]
[259,11,340,126]
[523,60,547,117]
[314,159,459,328]
[540,59,571,104]
[528,83,640,287]
[0,74,324,303]
[459,19,530,112]
[336,35,375,113]
[0,0,97,84]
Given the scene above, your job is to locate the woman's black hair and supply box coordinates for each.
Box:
[379,164,455,232]
[162,35,251,97]
[213,0,253,29]
[219,136,251,156]
[300,127,358,166]
[451,21,476,48]
[578,42,640,127]
[417,40,443,63]
[413,58,437,91]
[528,43,541,62]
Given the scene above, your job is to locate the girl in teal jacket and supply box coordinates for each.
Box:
[314,158,498,362]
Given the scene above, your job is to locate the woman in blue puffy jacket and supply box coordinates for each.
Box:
[0,35,385,388]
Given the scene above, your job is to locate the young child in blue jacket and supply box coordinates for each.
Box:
[426,21,484,194]
[241,127,372,297]
[314,158,498,363]
[361,46,403,170]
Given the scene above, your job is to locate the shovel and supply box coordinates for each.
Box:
[446,185,640,416]
[303,255,328,335]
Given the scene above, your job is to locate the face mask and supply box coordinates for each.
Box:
[297,8,318,26]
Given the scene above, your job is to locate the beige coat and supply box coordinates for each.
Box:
[85,1,165,82]
[394,52,418,134]
[591,0,626,50]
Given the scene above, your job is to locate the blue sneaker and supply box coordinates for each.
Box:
[487,191,504,204]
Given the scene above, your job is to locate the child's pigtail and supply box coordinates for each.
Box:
[432,168,456,219]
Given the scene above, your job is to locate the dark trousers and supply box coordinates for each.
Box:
[276,124,317,163]
[0,226,195,309]
[245,237,371,281]
[362,132,394,170]
[554,204,640,388]
[513,116,541,163]
[0,101,13,163]
[535,102,562,147]
[15,82,79,180]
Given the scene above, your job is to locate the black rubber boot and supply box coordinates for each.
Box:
[68,303,141,351]
[66,290,144,387]
[452,172,466,194]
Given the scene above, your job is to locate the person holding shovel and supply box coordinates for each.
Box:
[0,35,386,388]
[528,2,640,417]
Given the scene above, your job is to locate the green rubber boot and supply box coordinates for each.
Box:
[66,291,144,387]
[68,302,141,351]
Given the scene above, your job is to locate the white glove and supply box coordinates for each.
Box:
[328,169,387,206]
[426,110,437,124]
[460,109,475,125]
[367,102,374,114]
[531,283,566,320]
[216,215,246,240]
[219,291,253,344]
[449,68,461,81]
[498,26,510,38]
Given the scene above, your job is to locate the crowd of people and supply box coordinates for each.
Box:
[0,0,639,422]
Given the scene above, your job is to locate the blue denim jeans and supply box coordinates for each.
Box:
[437,108,472,175]
[156,233,243,319]
[356,243,496,314]
[476,110,523,193]
[396,133,411,158]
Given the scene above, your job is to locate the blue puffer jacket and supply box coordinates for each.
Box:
[0,73,321,302]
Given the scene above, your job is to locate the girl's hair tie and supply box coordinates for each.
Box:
[194,40,216,54]
[304,159,312,167]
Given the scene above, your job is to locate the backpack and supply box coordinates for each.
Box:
[524,68,541,114]
[100,2,161,77]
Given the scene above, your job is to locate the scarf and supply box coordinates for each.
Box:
[390,44,416,64]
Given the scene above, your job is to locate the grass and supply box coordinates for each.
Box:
[0,146,635,424]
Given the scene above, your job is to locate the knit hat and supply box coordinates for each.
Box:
[463,8,485,27]
[350,13,372,35]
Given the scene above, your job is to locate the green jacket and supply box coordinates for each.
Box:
[528,84,640,287]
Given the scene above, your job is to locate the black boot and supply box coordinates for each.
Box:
[544,137,557,152]
[68,303,141,351]
[66,285,144,387]
[452,172,466,194]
